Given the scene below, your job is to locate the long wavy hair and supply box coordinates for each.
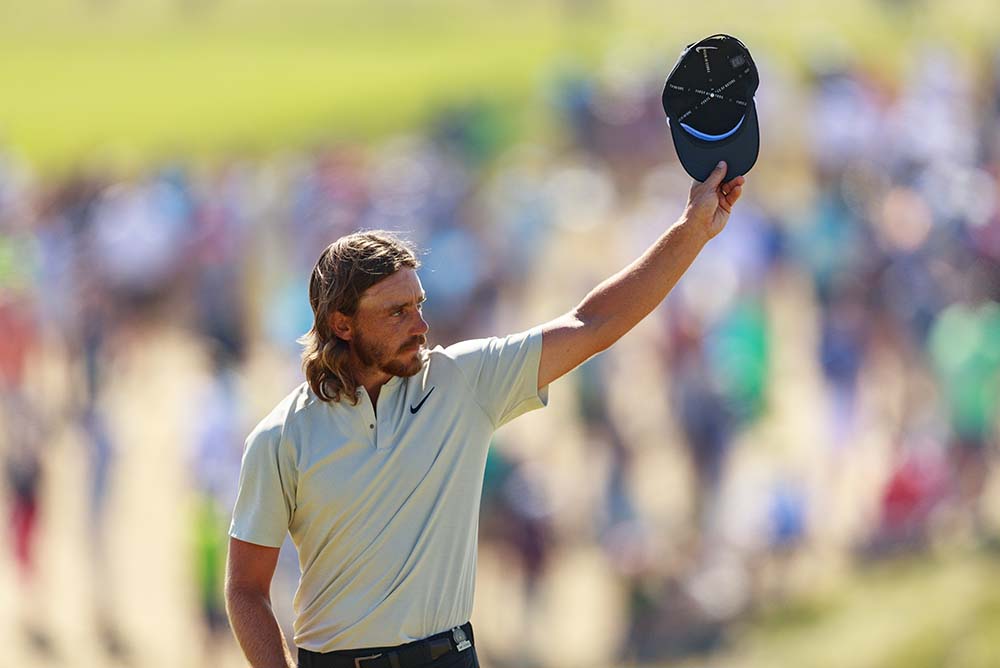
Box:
[298,230,420,403]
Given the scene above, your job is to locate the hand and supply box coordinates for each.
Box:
[682,161,746,243]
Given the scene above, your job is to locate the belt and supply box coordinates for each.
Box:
[298,622,474,668]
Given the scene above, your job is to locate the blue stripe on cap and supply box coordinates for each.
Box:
[680,115,745,141]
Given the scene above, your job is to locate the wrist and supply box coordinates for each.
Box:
[675,212,712,249]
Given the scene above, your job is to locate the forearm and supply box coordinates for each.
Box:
[226,587,295,668]
[574,216,707,350]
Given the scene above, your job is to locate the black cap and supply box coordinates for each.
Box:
[662,34,760,182]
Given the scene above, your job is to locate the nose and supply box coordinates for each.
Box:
[412,311,429,337]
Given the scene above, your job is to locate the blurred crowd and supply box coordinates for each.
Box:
[2,40,1000,668]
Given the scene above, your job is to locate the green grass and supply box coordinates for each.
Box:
[1,0,999,172]
[727,548,1000,668]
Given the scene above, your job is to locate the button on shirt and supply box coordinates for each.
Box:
[229,327,548,651]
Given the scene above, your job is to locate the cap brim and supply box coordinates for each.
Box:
[669,102,760,182]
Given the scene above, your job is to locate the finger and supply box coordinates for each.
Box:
[723,184,743,209]
[722,175,746,190]
[718,176,745,200]
[702,161,728,189]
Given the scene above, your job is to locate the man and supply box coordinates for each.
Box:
[226,161,746,668]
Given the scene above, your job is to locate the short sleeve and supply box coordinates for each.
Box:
[229,423,297,548]
[443,325,549,428]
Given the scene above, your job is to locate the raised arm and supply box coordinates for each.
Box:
[225,537,295,668]
[538,161,745,388]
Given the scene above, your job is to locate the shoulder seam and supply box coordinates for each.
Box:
[431,347,498,429]
[277,385,306,512]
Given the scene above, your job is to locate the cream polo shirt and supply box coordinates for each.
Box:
[229,327,548,652]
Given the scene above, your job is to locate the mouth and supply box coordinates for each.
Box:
[399,340,425,354]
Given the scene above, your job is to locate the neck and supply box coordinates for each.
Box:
[352,362,392,408]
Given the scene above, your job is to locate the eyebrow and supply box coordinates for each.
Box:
[385,294,427,313]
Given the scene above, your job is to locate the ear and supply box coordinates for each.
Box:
[329,311,354,342]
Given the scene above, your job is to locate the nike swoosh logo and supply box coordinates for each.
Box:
[409,387,435,414]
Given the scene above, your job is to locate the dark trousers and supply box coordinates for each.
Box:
[298,624,479,668]
[412,647,478,668]
[298,648,479,668]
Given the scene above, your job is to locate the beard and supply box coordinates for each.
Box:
[353,328,426,378]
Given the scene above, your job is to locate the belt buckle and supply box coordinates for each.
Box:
[354,653,382,668]
[451,626,471,652]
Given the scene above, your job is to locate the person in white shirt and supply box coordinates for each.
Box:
[226,162,746,668]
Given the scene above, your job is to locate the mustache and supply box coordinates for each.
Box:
[398,336,426,353]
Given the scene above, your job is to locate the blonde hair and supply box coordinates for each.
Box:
[298,230,419,403]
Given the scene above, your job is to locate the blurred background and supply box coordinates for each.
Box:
[2,1,1000,667]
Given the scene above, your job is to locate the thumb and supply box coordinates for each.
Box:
[702,161,728,189]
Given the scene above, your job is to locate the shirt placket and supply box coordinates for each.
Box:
[357,388,378,448]
[373,382,397,450]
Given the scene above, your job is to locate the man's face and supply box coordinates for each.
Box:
[349,268,429,378]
